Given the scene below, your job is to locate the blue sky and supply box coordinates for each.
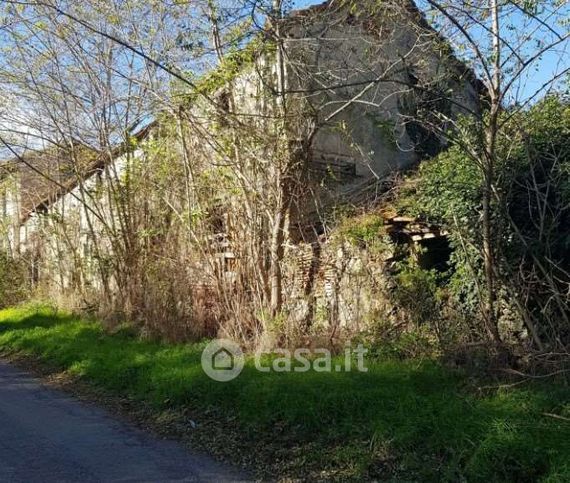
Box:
[293,0,323,8]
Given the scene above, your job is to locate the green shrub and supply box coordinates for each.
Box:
[393,257,442,327]
[337,212,385,245]
[397,95,570,348]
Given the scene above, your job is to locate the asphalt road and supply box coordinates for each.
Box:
[0,361,247,482]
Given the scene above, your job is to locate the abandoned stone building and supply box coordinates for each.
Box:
[0,0,482,325]
[201,0,482,237]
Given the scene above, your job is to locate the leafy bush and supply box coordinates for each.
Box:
[337,212,386,247]
[393,257,442,327]
[398,95,570,349]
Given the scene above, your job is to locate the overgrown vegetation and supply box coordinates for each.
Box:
[0,1,568,480]
[0,304,568,481]
[397,96,570,354]
[0,251,28,308]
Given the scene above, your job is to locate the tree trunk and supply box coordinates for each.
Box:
[481,0,502,344]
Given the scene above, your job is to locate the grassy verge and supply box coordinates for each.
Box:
[0,303,568,481]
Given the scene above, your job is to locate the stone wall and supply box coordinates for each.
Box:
[283,0,481,185]
[284,238,396,334]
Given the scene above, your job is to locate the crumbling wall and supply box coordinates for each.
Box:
[283,210,452,334]
[284,239,396,333]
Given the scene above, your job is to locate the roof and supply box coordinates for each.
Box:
[15,144,100,222]
[4,122,156,224]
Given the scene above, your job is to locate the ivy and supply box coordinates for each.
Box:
[184,35,276,103]
[397,95,570,334]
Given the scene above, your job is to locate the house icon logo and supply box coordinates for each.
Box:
[212,347,234,370]
[201,339,244,382]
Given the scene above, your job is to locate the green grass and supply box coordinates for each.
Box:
[0,304,569,481]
